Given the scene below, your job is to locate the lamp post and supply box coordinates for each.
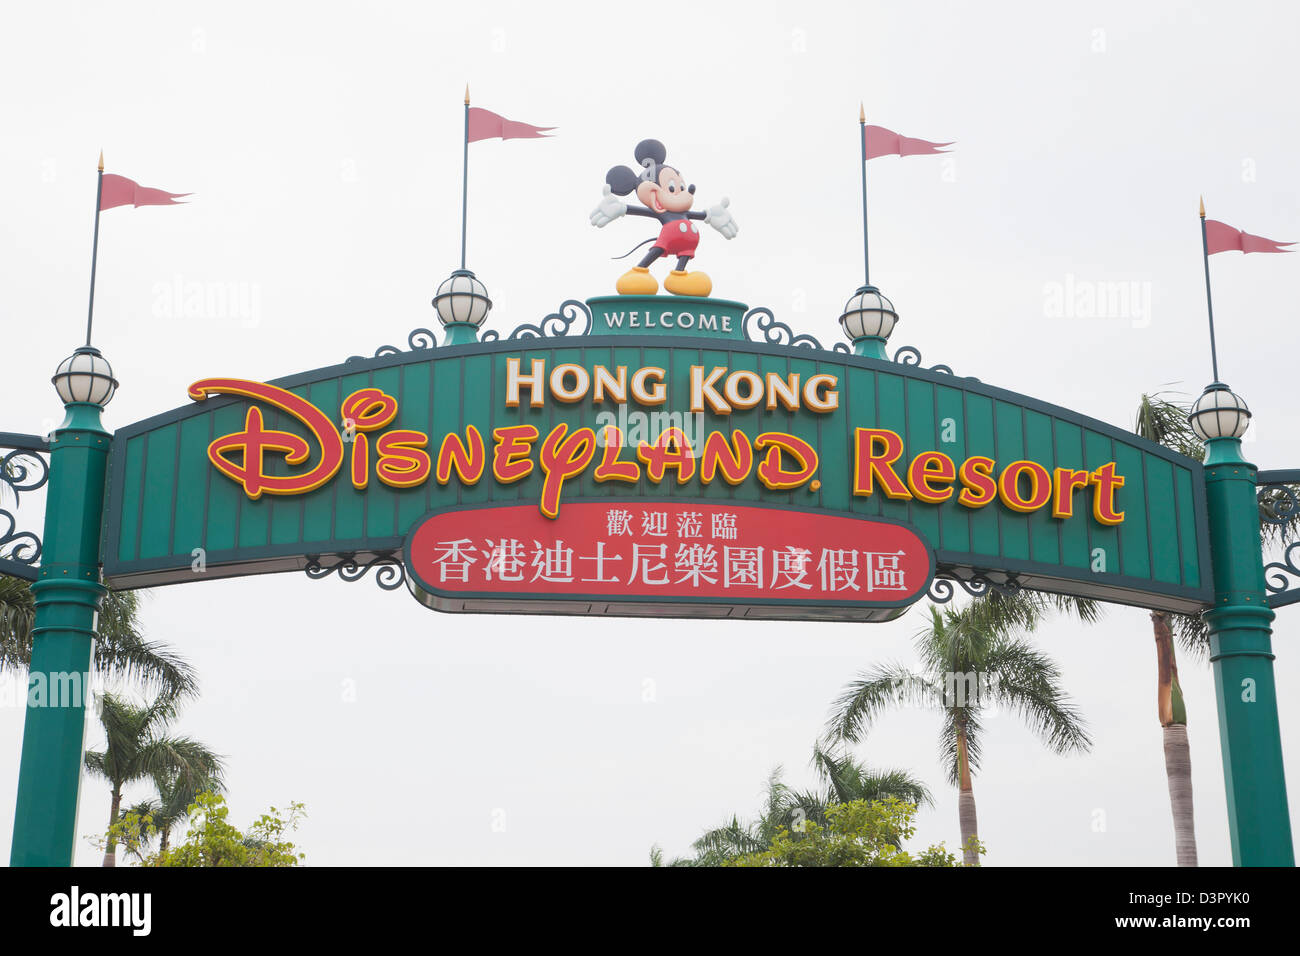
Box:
[839,286,897,359]
[1192,382,1295,866]
[433,269,492,346]
[9,347,116,866]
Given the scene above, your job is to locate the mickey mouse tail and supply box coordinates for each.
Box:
[611,237,657,260]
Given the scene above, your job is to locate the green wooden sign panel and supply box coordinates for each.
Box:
[100,304,1212,615]
[586,294,749,339]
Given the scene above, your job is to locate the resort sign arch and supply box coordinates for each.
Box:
[98,298,1208,621]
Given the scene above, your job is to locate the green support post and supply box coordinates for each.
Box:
[441,322,480,347]
[9,401,111,866]
[1203,434,1295,866]
[852,336,889,360]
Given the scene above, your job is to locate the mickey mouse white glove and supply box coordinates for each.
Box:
[590,184,627,228]
[706,197,738,239]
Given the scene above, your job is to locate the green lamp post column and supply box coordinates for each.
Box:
[1192,382,1294,866]
[839,286,897,360]
[9,347,116,867]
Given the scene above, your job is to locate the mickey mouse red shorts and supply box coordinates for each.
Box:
[653,219,701,259]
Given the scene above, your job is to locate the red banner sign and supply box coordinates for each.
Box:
[405,501,934,620]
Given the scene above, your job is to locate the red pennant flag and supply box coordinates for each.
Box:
[1204,219,1293,255]
[864,124,953,160]
[467,106,554,143]
[99,173,190,210]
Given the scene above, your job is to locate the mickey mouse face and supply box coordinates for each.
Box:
[636,167,695,214]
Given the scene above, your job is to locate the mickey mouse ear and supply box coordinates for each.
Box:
[634,139,667,165]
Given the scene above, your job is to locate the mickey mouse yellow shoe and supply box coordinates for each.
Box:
[616,266,658,295]
[664,269,712,297]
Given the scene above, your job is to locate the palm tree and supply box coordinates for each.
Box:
[803,743,931,821]
[826,598,1093,864]
[0,579,195,700]
[1133,394,1204,866]
[123,767,225,857]
[1132,393,1300,866]
[685,768,793,866]
[84,691,225,867]
[666,752,932,866]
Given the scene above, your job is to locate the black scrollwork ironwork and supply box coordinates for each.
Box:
[926,576,958,604]
[1259,484,1299,527]
[893,345,954,376]
[305,551,406,591]
[926,568,1023,604]
[0,510,41,566]
[1257,470,1300,606]
[742,307,829,350]
[1256,471,1300,528]
[1264,543,1300,609]
[494,299,593,341]
[1,447,50,495]
[346,328,439,364]
[0,437,49,576]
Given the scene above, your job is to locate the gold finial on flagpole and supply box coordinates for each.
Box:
[98,150,104,172]
[1199,195,1206,219]
[859,103,865,123]
[465,85,470,106]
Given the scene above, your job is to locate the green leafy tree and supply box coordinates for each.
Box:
[826,597,1092,864]
[85,692,224,867]
[658,751,931,866]
[726,797,977,867]
[1131,393,1300,866]
[0,580,195,700]
[122,767,225,856]
[108,792,306,867]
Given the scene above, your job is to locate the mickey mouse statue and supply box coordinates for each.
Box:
[590,138,738,297]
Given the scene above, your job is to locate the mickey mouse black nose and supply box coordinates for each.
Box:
[688,184,696,195]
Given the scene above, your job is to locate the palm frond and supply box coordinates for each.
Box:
[691,817,767,858]
[136,736,225,788]
[0,576,35,672]
[84,748,110,781]
[93,594,197,700]
[810,742,932,809]
[824,662,934,744]
[0,583,197,702]
[1134,393,1204,460]
[1172,611,1211,661]
[984,639,1092,755]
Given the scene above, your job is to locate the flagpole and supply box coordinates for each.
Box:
[1199,196,1221,382]
[85,151,105,347]
[460,85,470,271]
[859,103,870,287]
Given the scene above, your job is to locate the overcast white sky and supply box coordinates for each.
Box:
[2,0,1299,866]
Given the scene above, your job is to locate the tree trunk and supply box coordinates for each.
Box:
[956,728,980,865]
[159,827,170,857]
[1163,724,1197,866]
[1152,610,1197,866]
[102,787,121,867]
[1153,611,1174,725]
